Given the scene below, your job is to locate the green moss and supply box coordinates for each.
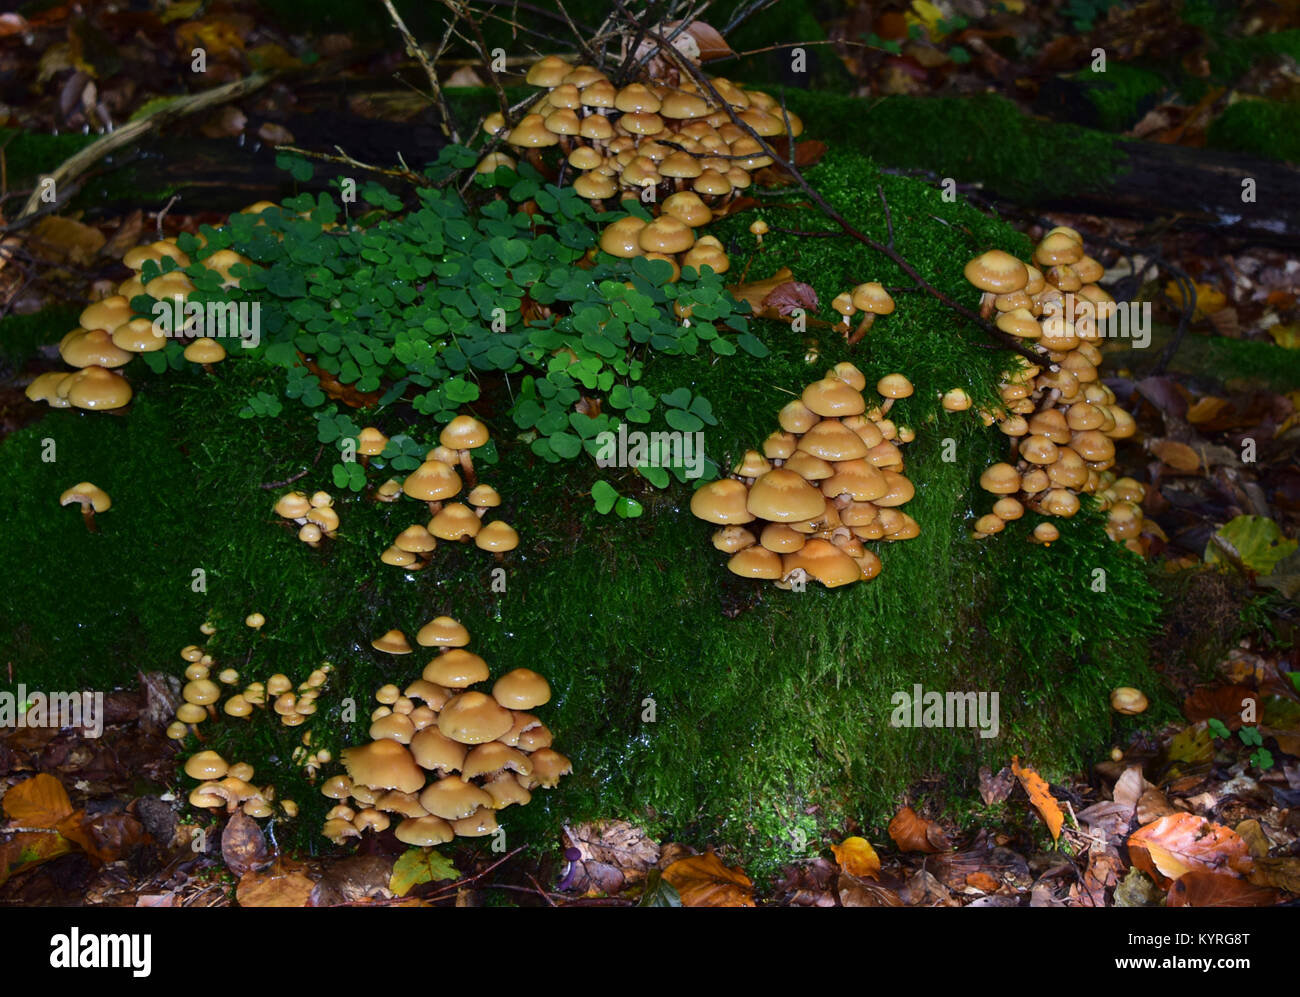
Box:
[775,90,1128,201]
[0,143,1163,881]
[1073,64,1166,132]
[0,306,79,366]
[1207,99,1300,163]
[1207,30,1300,83]
[0,130,95,189]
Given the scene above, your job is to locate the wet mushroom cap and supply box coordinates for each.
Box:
[371,629,413,654]
[437,692,514,744]
[475,521,520,553]
[184,750,228,780]
[410,726,467,773]
[60,482,112,513]
[964,250,1028,293]
[419,775,495,820]
[416,616,471,648]
[689,478,755,524]
[395,815,455,846]
[746,469,827,522]
[440,415,490,451]
[341,739,425,794]
[492,668,552,710]
[423,649,491,688]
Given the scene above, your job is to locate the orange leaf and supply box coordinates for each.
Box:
[2,774,74,828]
[887,806,950,853]
[1011,756,1064,842]
[0,831,77,888]
[661,852,755,907]
[831,836,881,879]
[1127,813,1252,888]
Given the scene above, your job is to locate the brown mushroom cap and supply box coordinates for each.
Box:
[689,478,755,524]
[184,750,228,780]
[394,524,437,554]
[964,250,1029,293]
[410,726,467,773]
[429,502,481,541]
[727,545,783,578]
[483,773,533,809]
[979,463,1021,495]
[60,481,112,513]
[64,366,133,410]
[782,538,862,588]
[1109,686,1148,715]
[438,692,514,744]
[747,469,827,522]
[462,742,532,780]
[371,629,413,654]
[60,328,134,369]
[423,649,491,688]
[341,739,425,794]
[851,282,894,315]
[79,295,133,333]
[802,378,865,417]
[416,616,471,648]
[492,668,551,710]
[876,374,913,400]
[475,521,520,553]
[520,749,572,789]
[798,419,869,461]
[599,216,648,258]
[403,460,462,502]
[395,815,454,846]
[638,216,695,255]
[419,775,495,821]
[440,415,490,452]
[820,459,889,502]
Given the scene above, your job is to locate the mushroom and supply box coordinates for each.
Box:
[59,481,111,532]
[846,283,894,345]
[439,415,490,487]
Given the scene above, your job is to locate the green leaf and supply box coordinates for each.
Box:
[638,869,682,907]
[1206,515,1298,574]
[615,496,644,518]
[591,479,619,514]
[660,387,691,409]
[390,848,459,896]
[1207,718,1231,740]
[1239,725,1263,747]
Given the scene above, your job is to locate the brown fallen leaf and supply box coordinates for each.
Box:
[839,872,904,907]
[2,773,74,827]
[887,806,950,853]
[661,851,754,907]
[1183,685,1258,729]
[1247,857,1300,895]
[965,871,1000,892]
[1127,814,1252,887]
[760,281,819,318]
[236,859,315,907]
[1011,756,1064,842]
[221,810,270,876]
[29,216,106,266]
[1167,871,1279,907]
[979,765,1015,805]
[1151,439,1201,472]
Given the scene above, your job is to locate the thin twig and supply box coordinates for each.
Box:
[275,144,431,186]
[380,0,459,143]
[877,184,894,251]
[443,1,510,124]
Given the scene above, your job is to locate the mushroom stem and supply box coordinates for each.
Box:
[80,505,100,533]
[426,500,444,517]
[980,292,996,318]
[880,398,895,415]
[458,450,478,488]
[846,314,876,346]
[475,507,488,519]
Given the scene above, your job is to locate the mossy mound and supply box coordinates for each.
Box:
[0,143,1163,878]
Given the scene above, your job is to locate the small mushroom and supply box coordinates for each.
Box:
[59,481,111,532]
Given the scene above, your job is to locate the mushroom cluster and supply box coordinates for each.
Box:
[490,56,804,281]
[322,616,570,846]
[383,415,520,568]
[963,229,1147,550]
[164,621,334,740]
[24,220,264,413]
[183,751,297,820]
[273,489,340,548]
[831,283,895,345]
[690,363,921,588]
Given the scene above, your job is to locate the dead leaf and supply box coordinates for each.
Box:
[839,872,904,906]
[1151,439,1201,472]
[887,806,950,853]
[830,836,880,879]
[760,281,819,318]
[1167,871,1279,907]
[661,851,754,907]
[2,773,74,827]
[1127,813,1252,887]
[236,859,315,907]
[1247,857,1300,894]
[1011,756,1064,842]
[899,868,955,906]
[29,216,106,266]
[1233,819,1271,859]
[979,765,1015,804]
[965,871,1000,892]
[1183,685,1258,729]
[221,810,270,876]
[257,122,294,145]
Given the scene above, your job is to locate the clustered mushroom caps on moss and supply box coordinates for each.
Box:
[322,616,570,846]
[830,282,895,346]
[23,215,271,414]
[690,362,921,588]
[492,56,805,282]
[383,415,520,569]
[183,750,296,820]
[963,228,1148,550]
[166,618,335,742]
[274,489,340,548]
